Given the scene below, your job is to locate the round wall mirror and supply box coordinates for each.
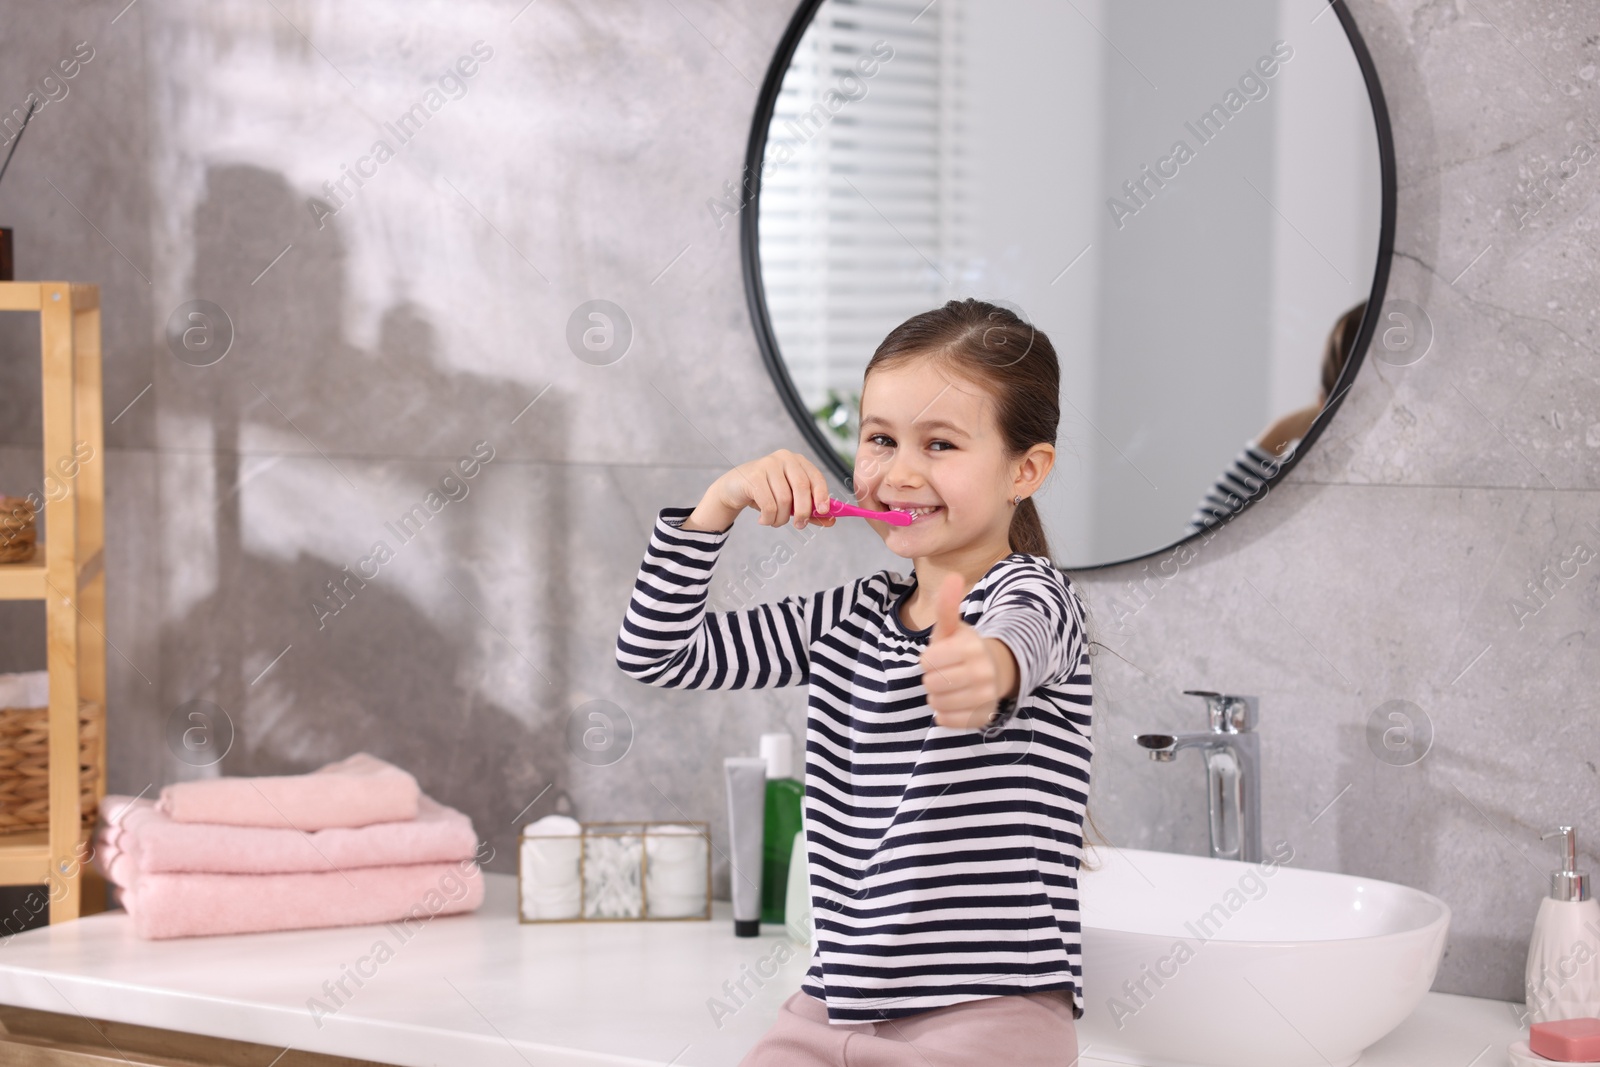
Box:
[741,0,1395,569]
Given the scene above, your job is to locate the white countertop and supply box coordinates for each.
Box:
[0,873,1533,1067]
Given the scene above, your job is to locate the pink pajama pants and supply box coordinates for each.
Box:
[738,989,1080,1067]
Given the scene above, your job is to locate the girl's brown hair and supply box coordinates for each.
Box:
[1322,301,1367,400]
[862,298,1060,558]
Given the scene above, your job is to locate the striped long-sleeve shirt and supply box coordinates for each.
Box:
[616,507,1093,1023]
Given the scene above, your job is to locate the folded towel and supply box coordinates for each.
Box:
[118,860,485,939]
[94,793,479,881]
[156,751,420,830]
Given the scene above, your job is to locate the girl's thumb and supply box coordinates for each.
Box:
[931,573,965,641]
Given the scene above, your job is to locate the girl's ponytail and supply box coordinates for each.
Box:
[1008,496,1050,558]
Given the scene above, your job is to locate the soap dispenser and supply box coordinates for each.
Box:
[1524,826,1600,1025]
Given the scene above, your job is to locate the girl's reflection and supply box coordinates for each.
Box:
[1185,302,1366,535]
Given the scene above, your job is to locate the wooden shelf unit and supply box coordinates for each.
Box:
[0,282,108,922]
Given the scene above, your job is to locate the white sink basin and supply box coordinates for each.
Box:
[1076,845,1451,1067]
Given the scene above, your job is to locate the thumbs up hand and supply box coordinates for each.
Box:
[919,572,1019,729]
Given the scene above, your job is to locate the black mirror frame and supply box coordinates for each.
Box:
[739,0,1397,572]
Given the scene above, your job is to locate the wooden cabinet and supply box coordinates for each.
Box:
[0,282,108,923]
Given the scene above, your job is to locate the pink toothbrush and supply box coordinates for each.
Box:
[814,500,914,526]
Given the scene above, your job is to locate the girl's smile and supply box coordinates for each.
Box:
[878,500,943,521]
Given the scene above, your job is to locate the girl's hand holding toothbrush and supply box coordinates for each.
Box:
[682,449,839,533]
[921,573,1020,730]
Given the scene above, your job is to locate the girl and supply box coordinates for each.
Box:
[616,298,1092,1066]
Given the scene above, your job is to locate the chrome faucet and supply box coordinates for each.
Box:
[1135,690,1262,863]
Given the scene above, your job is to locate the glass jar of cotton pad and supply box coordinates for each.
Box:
[518,817,710,923]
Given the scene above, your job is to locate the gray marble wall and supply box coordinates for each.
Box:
[0,0,1593,1007]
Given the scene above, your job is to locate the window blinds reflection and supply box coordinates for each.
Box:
[759,0,969,458]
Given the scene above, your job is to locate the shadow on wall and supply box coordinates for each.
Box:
[152,163,571,872]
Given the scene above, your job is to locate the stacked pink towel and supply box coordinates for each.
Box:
[155,750,422,829]
[93,753,486,939]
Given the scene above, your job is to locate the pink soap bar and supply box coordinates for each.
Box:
[1530,1017,1600,1061]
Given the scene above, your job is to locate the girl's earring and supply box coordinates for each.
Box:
[1011,495,1022,506]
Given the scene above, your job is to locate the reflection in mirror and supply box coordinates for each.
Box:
[752,0,1388,568]
[1183,299,1365,537]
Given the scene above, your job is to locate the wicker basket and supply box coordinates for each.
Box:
[0,702,101,834]
[0,496,37,564]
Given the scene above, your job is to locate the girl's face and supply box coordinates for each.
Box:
[853,358,1018,561]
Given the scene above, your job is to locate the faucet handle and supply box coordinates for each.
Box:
[1182,690,1259,733]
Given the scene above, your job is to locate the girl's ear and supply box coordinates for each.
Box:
[1012,443,1055,499]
